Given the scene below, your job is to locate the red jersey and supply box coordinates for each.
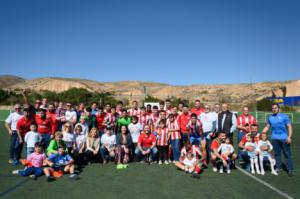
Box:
[240,133,260,145]
[156,127,169,146]
[167,120,181,140]
[191,108,205,117]
[35,115,54,135]
[47,111,58,132]
[128,108,141,116]
[96,113,106,130]
[16,116,35,137]
[138,133,156,148]
[211,138,222,151]
[178,113,191,133]
[237,114,257,133]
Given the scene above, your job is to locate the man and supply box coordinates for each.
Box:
[191,99,205,117]
[159,101,165,112]
[135,125,158,163]
[237,106,257,160]
[117,109,131,132]
[35,108,55,147]
[116,101,123,116]
[5,104,23,164]
[47,103,58,133]
[76,103,85,122]
[91,102,98,116]
[65,103,77,125]
[262,103,293,176]
[165,99,172,117]
[127,101,140,116]
[178,105,190,144]
[216,104,237,143]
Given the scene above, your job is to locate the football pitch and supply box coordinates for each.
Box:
[0,122,299,199]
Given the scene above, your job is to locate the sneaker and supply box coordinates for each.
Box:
[251,170,255,174]
[47,176,55,182]
[12,160,19,166]
[227,170,231,174]
[219,169,223,174]
[261,171,265,175]
[256,170,261,175]
[116,164,124,170]
[271,171,278,176]
[12,170,19,175]
[212,167,218,172]
[288,171,293,177]
[191,173,200,179]
[164,160,169,165]
[69,174,79,180]
[29,174,37,180]
[122,164,129,168]
[158,160,162,165]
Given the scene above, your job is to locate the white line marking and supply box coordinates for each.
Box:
[236,166,294,199]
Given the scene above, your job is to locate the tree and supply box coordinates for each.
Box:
[256,98,274,111]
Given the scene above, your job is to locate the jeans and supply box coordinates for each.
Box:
[27,147,34,157]
[9,131,19,160]
[19,167,44,177]
[181,132,189,145]
[241,151,251,171]
[41,133,51,148]
[272,139,294,171]
[135,147,158,161]
[171,139,181,161]
[100,146,114,161]
[203,131,211,161]
[237,131,245,160]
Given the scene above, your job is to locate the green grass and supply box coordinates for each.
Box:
[0,122,299,199]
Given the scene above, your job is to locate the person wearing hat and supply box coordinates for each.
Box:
[5,104,24,165]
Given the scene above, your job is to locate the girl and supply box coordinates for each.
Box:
[62,122,75,153]
[244,134,260,174]
[85,127,101,164]
[218,137,235,174]
[156,119,169,165]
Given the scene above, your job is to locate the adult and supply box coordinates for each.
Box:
[262,103,293,176]
[216,104,237,143]
[100,128,116,164]
[65,103,77,125]
[191,99,205,117]
[178,105,191,144]
[127,101,140,116]
[5,104,23,164]
[35,108,55,147]
[135,125,157,163]
[115,125,132,168]
[237,106,257,160]
[117,109,131,132]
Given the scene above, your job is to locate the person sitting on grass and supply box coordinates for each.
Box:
[44,146,78,182]
[175,151,201,179]
[12,143,46,180]
[218,137,235,174]
[46,131,67,156]
[84,128,101,164]
[115,125,132,169]
[62,122,75,153]
[135,125,158,164]
[100,127,116,164]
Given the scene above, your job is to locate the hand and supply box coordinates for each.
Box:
[18,137,23,144]
[8,129,13,136]
[286,137,292,144]
[93,151,97,155]
[50,134,54,139]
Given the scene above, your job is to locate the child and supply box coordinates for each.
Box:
[62,122,75,153]
[175,151,201,179]
[128,115,143,160]
[12,143,46,180]
[47,131,67,156]
[244,134,260,174]
[44,146,78,182]
[258,133,278,175]
[218,138,234,174]
[156,119,169,165]
[167,114,181,163]
[24,124,42,157]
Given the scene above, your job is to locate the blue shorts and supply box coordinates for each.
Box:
[190,137,204,145]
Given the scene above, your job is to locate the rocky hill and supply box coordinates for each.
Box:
[0,75,26,88]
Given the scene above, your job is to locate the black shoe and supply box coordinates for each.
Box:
[191,173,200,179]
[47,176,55,182]
[288,171,293,177]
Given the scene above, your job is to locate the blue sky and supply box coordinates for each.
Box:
[0,0,299,85]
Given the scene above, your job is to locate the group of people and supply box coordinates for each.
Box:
[5,95,294,181]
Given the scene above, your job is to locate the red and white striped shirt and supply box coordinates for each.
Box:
[139,114,153,127]
[127,108,141,116]
[167,120,181,140]
[237,114,257,133]
[187,119,202,137]
[156,127,169,146]
[180,145,201,160]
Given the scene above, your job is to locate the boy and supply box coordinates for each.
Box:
[24,124,42,157]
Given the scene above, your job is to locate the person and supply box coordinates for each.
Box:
[237,106,257,160]
[178,102,184,115]
[156,120,169,165]
[100,127,116,164]
[127,101,140,116]
[5,104,23,164]
[128,116,143,160]
[73,125,86,169]
[85,128,101,164]
[47,131,67,156]
[24,124,42,157]
[218,138,235,174]
[175,150,201,179]
[116,101,123,116]
[95,107,106,136]
[76,102,85,123]
[117,109,131,132]
[165,99,172,117]
[62,122,75,153]
[262,103,294,176]
[75,115,89,137]
[167,114,181,163]
[190,99,205,117]
[178,104,190,145]
[258,133,278,175]
[12,143,46,180]
[115,125,132,169]
[65,103,77,125]
[139,106,153,130]
[15,107,35,165]
[211,132,228,172]
[44,146,78,181]
[135,125,158,164]
[150,105,159,127]
[159,101,165,112]
[216,104,237,143]
[35,108,55,148]
[243,134,260,174]
[55,102,66,130]
[47,103,58,132]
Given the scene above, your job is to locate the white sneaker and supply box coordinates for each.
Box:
[219,169,223,174]
[261,171,265,175]
[213,167,218,172]
[227,170,231,174]
[251,170,255,174]
[164,160,169,165]
[158,160,162,165]
[256,170,261,175]
[12,170,19,175]
[271,171,278,176]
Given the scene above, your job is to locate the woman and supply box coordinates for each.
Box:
[84,128,101,164]
[115,125,132,169]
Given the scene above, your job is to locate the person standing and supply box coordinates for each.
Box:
[262,103,294,176]
[216,104,237,143]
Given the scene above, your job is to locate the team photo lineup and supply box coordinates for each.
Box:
[5,92,294,182]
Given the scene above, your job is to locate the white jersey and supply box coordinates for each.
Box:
[245,142,258,158]
[258,140,273,157]
[24,131,42,148]
[128,123,143,143]
[74,133,86,151]
[218,143,234,155]
[5,112,23,131]
[199,112,215,132]
[75,123,89,137]
[65,110,77,123]
[62,131,75,148]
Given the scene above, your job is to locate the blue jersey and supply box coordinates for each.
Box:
[267,113,290,140]
[48,153,72,169]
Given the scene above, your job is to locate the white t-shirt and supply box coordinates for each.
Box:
[74,133,86,151]
[75,123,89,137]
[218,143,234,155]
[128,123,143,143]
[258,140,273,157]
[62,131,75,148]
[100,134,116,147]
[199,112,215,132]
[5,112,23,131]
[24,131,42,148]
[65,110,77,123]
[183,157,197,167]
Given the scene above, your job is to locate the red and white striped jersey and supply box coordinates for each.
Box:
[165,108,172,118]
[237,114,257,133]
[127,108,141,116]
[139,114,153,127]
[166,120,181,140]
[181,145,201,159]
[187,119,202,136]
[156,127,169,146]
[104,112,116,124]
[150,113,159,127]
